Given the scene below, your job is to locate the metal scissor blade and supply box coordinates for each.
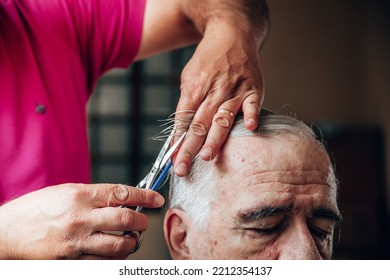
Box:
[149,131,187,190]
[154,128,176,167]
[160,131,186,168]
[141,129,176,189]
[144,131,187,190]
[135,174,147,189]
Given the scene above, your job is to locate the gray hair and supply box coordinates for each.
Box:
[168,110,337,230]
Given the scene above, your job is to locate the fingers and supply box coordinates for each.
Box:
[174,87,263,177]
[90,207,149,232]
[62,184,154,259]
[81,232,140,259]
[173,93,217,176]
[199,88,263,161]
[80,198,151,258]
[242,90,263,131]
[82,184,165,209]
[198,106,237,160]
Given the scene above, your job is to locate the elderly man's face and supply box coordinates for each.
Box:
[165,134,340,260]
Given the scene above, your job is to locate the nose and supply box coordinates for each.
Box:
[278,225,321,260]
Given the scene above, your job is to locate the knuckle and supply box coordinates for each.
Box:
[243,83,260,93]
[189,121,208,137]
[180,78,198,95]
[183,150,194,160]
[112,238,129,254]
[118,210,135,227]
[213,115,232,128]
[64,212,84,232]
[174,116,193,134]
[207,139,221,151]
[60,220,87,258]
[213,80,232,95]
[113,184,130,204]
[244,93,262,109]
[180,66,197,83]
[179,83,187,94]
[67,184,88,203]
[180,76,208,100]
[61,240,82,259]
[56,246,75,259]
[178,150,194,161]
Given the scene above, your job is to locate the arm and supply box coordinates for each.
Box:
[135,0,202,60]
[137,0,269,176]
[180,0,269,42]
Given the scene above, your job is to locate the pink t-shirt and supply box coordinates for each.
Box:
[0,0,145,203]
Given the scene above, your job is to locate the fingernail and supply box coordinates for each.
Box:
[154,194,165,206]
[175,163,188,176]
[246,118,256,129]
[200,148,213,160]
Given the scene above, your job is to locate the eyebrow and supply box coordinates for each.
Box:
[312,208,343,225]
[238,206,343,225]
[239,206,289,223]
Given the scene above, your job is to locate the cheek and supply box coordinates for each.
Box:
[187,209,239,259]
[319,234,334,259]
[186,227,224,259]
[188,224,277,259]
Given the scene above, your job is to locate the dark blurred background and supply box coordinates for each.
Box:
[87,0,390,259]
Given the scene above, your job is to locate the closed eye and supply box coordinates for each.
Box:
[309,224,333,241]
[246,222,285,236]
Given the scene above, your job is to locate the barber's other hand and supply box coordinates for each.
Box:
[174,25,264,176]
[0,183,164,259]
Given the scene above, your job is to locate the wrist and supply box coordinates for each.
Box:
[202,19,265,54]
[211,18,265,46]
[182,0,269,47]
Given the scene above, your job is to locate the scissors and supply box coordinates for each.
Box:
[123,128,187,254]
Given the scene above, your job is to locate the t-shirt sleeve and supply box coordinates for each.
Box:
[17,0,145,90]
[53,0,146,88]
[83,0,146,77]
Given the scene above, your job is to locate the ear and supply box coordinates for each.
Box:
[163,208,190,260]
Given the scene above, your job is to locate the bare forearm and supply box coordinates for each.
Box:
[136,0,202,60]
[181,0,269,46]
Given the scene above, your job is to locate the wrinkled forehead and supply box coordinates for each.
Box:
[213,134,336,190]
[210,134,338,216]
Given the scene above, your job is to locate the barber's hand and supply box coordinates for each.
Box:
[0,183,164,259]
[174,25,264,176]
